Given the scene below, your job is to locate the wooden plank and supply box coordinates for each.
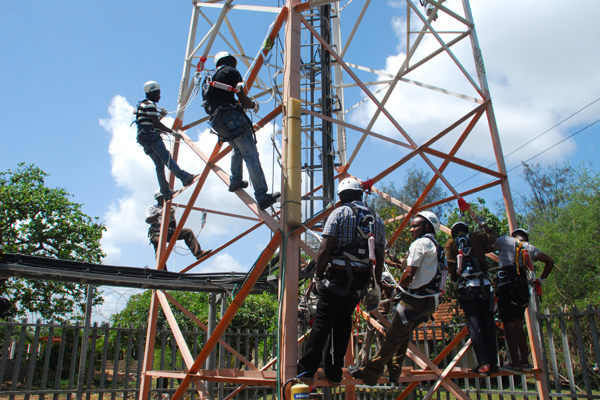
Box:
[136,325,145,392]
[53,324,69,400]
[158,327,167,397]
[10,318,28,397]
[124,324,134,400]
[0,322,13,389]
[544,308,562,395]
[587,305,600,386]
[67,326,81,400]
[40,326,54,391]
[98,324,110,400]
[87,323,99,400]
[559,310,577,394]
[24,321,42,400]
[111,325,122,400]
[573,306,592,395]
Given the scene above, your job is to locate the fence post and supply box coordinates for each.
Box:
[77,284,95,400]
[207,292,217,398]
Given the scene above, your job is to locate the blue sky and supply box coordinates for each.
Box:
[2,1,599,320]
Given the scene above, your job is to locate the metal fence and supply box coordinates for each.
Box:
[2,304,600,399]
[0,320,278,400]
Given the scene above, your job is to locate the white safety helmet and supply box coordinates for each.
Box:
[511,228,529,242]
[215,51,235,67]
[144,81,161,94]
[416,211,440,233]
[337,178,362,195]
[451,221,468,238]
[154,189,163,200]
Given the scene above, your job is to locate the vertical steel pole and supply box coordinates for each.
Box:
[320,4,335,207]
[461,1,548,398]
[76,284,94,400]
[460,0,517,231]
[330,1,347,166]
[206,292,217,397]
[280,1,302,398]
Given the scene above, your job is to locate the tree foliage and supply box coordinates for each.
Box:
[367,165,450,257]
[110,290,279,332]
[523,163,600,307]
[0,163,105,322]
[517,162,575,231]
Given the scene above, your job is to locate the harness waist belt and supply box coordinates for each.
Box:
[331,259,370,268]
[330,265,369,273]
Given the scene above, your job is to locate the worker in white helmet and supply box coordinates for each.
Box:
[493,228,554,374]
[201,52,279,210]
[134,81,197,200]
[297,178,386,386]
[350,211,444,385]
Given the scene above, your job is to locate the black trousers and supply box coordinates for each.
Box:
[458,285,498,367]
[298,269,370,382]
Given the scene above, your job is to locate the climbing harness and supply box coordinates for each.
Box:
[498,238,534,287]
[398,233,447,298]
[322,201,377,299]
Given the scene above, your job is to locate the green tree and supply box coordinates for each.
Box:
[517,162,575,231]
[368,165,449,257]
[0,163,105,322]
[110,290,279,332]
[527,163,600,307]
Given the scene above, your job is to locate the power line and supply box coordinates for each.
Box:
[506,118,600,174]
[455,96,600,187]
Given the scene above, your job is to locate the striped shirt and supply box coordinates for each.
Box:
[493,236,541,269]
[135,99,160,128]
[322,201,386,249]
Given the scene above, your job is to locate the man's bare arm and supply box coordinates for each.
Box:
[315,235,336,279]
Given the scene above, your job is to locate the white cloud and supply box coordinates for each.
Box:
[198,252,247,273]
[99,95,280,269]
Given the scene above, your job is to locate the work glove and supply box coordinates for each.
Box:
[534,278,544,300]
[475,215,487,228]
[159,107,168,119]
[252,101,260,114]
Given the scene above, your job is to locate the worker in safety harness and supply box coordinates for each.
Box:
[297,178,385,386]
[134,81,197,201]
[145,190,211,260]
[357,271,397,366]
[349,211,444,385]
[493,228,554,374]
[201,52,280,210]
[444,219,498,376]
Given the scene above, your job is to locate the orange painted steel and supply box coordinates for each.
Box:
[387,108,486,246]
[300,15,464,202]
[171,203,262,222]
[170,231,282,400]
[156,140,223,270]
[155,291,211,399]
[244,7,289,91]
[421,180,502,211]
[254,104,283,131]
[181,115,209,132]
[221,335,307,400]
[180,219,265,273]
[162,291,258,370]
[137,1,547,399]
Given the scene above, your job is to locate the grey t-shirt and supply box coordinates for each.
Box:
[493,235,541,269]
